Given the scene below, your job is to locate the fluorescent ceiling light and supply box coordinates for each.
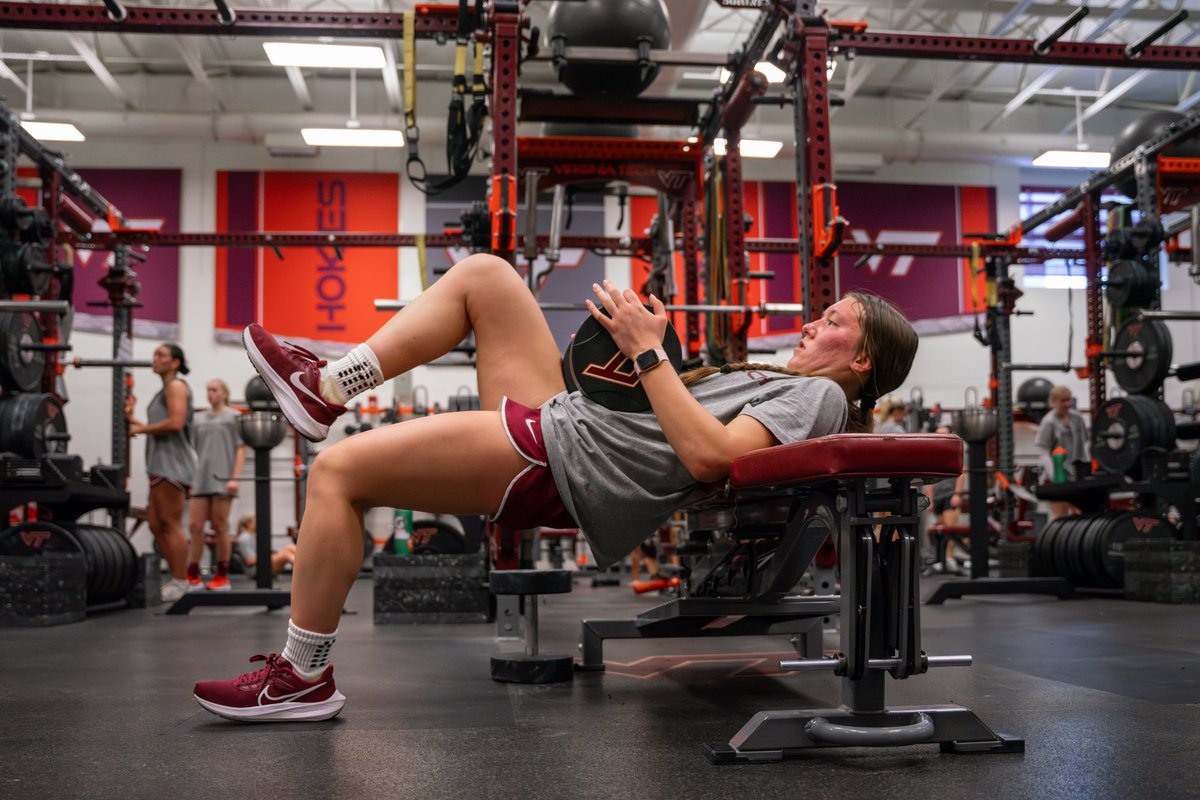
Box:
[1032,149,1111,169]
[301,128,405,148]
[21,121,85,141]
[264,42,385,69]
[712,137,784,158]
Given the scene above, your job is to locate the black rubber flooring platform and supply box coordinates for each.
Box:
[3,572,1199,799]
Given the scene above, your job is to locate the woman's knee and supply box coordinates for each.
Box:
[453,253,515,283]
[307,446,359,504]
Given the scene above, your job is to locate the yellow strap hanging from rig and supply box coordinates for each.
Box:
[472,41,486,95]
[416,233,429,292]
[403,12,417,132]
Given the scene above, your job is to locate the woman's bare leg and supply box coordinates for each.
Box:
[187,496,211,565]
[290,411,527,632]
[210,496,234,563]
[365,253,566,409]
[149,483,189,580]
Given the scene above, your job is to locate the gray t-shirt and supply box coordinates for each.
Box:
[541,370,848,569]
[1034,408,1089,479]
[192,408,241,495]
[146,379,197,486]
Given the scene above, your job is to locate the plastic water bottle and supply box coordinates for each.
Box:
[1051,448,1069,483]
[393,509,413,555]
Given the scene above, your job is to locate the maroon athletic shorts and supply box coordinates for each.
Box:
[490,397,576,530]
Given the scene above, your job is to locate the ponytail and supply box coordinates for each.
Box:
[679,362,873,434]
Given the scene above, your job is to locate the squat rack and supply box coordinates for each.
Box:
[3,1,1199,374]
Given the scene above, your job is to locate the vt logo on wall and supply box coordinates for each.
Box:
[215,171,399,346]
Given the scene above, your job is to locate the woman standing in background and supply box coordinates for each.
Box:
[127,343,196,603]
[186,379,246,591]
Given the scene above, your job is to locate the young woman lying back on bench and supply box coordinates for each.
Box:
[193,253,919,722]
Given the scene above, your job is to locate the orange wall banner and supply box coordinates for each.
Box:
[215,171,399,345]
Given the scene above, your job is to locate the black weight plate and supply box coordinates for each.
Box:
[1105,261,1158,309]
[1053,515,1082,582]
[0,311,46,392]
[1038,515,1065,577]
[1093,397,1155,476]
[1111,318,1173,394]
[90,525,121,604]
[569,311,683,412]
[1040,515,1065,576]
[1,242,52,296]
[66,523,105,601]
[1066,515,1093,585]
[0,520,81,556]
[1042,516,1070,576]
[1078,514,1112,588]
[1062,515,1088,586]
[411,520,468,555]
[93,525,129,604]
[1153,399,1177,452]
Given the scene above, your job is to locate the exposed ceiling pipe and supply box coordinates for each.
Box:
[55,106,1099,166]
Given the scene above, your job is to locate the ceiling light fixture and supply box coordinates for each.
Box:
[21,121,86,142]
[298,67,405,148]
[264,42,386,69]
[712,138,784,159]
[1032,91,1109,169]
[1031,150,1111,169]
[301,128,405,147]
[19,60,84,142]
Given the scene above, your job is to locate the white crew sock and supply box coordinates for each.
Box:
[320,343,383,405]
[281,619,338,680]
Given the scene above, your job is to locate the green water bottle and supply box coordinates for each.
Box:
[1051,448,1068,483]
[393,508,413,555]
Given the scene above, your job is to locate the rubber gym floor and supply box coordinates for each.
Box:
[4,572,1198,800]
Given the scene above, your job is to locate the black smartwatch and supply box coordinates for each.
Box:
[633,347,669,376]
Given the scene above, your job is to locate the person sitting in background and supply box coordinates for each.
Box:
[1034,385,1089,518]
[235,514,298,578]
[925,424,968,574]
[875,397,908,434]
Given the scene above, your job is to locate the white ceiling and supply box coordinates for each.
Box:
[0,0,1197,169]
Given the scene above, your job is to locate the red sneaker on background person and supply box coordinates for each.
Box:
[242,324,345,442]
[204,574,232,592]
[193,653,345,722]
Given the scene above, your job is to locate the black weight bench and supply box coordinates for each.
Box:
[580,433,1023,762]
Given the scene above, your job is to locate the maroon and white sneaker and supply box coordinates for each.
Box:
[242,324,345,442]
[193,653,345,722]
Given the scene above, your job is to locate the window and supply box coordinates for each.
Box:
[1017,185,1136,290]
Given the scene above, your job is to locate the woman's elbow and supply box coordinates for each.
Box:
[686,457,729,485]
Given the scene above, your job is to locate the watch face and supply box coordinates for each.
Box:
[636,349,661,373]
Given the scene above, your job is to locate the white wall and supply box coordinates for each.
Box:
[58,144,1200,552]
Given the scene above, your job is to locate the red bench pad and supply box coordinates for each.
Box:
[728,433,963,490]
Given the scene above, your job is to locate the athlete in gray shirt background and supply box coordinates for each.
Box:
[194,254,919,722]
[185,378,246,592]
[127,342,196,603]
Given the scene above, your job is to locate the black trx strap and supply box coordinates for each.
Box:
[405,0,489,196]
